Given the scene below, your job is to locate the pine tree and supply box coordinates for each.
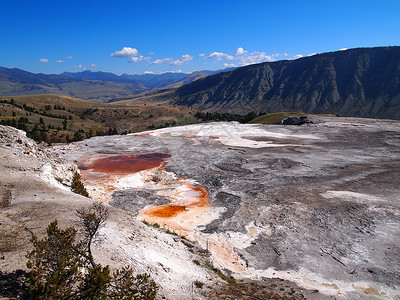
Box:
[71,172,89,197]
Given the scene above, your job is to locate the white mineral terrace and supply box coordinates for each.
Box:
[2,114,400,299]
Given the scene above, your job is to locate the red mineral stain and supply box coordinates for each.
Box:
[88,153,171,175]
[187,185,209,207]
[147,205,186,218]
[78,152,211,220]
[145,183,209,219]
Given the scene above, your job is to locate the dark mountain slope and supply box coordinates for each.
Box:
[0,67,79,85]
[173,47,400,119]
[61,70,125,83]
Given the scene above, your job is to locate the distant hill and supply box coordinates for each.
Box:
[0,94,198,143]
[0,67,224,102]
[60,69,227,89]
[60,70,128,83]
[168,47,400,119]
[0,67,147,102]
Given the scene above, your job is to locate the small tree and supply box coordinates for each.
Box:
[73,130,84,141]
[76,202,109,267]
[26,220,83,299]
[71,172,89,197]
[26,203,158,299]
[62,118,68,130]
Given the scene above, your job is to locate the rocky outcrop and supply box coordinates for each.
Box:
[279,116,313,125]
[0,125,76,189]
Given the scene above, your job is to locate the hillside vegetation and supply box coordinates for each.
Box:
[0,95,296,144]
[0,95,198,143]
[250,112,337,124]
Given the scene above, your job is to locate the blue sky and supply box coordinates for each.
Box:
[1,0,399,75]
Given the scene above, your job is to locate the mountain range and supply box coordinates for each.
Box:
[0,67,225,102]
[60,70,223,89]
[117,47,399,119]
[1,47,400,119]
[172,47,400,118]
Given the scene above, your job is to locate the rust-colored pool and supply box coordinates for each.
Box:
[87,153,171,175]
[147,205,186,218]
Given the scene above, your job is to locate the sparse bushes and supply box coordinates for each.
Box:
[194,280,204,288]
[204,260,236,284]
[25,203,158,299]
[142,221,160,228]
[192,259,200,265]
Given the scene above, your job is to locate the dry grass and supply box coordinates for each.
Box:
[208,279,307,300]
[0,95,199,141]
[1,184,13,208]
[0,211,27,253]
[249,112,337,124]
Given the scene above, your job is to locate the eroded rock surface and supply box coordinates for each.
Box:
[56,118,400,299]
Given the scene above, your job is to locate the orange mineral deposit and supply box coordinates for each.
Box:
[147,205,186,218]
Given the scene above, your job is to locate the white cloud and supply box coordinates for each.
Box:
[74,64,86,69]
[159,70,185,74]
[56,60,64,63]
[149,52,154,55]
[206,51,227,59]
[149,58,172,65]
[308,53,317,56]
[224,63,237,67]
[233,47,246,56]
[111,47,139,58]
[169,61,182,66]
[205,49,276,66]
[169,54,193,66]
[144,71,155,74]
[39,58,49,63]
[129,55,144,63]
[339,48,348,51]
[181,54,192,61]
[90,64,97,67]
[66,56,74,59]
[239,52,275,66]
[199,53,205,57]
[206,47,246,60]
[291,54,303,60]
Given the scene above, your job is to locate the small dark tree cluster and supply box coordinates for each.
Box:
[73,130,85,142]
[195,111,258,123]
[53,104,66,110]
[71,172,89,197]
[25,203,158,299]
